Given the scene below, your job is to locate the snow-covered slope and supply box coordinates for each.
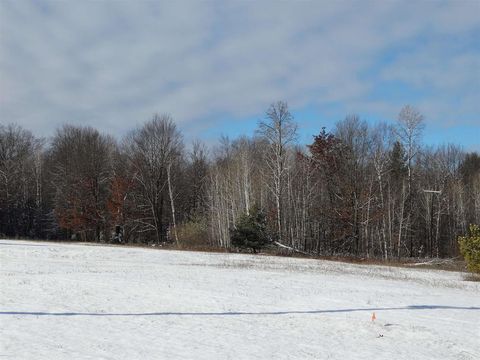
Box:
[1,240,479,359]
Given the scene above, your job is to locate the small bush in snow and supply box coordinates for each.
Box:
[177,218,209,248]
[458,224,480,274]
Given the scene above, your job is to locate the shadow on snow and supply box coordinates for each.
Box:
[1,305,479,317]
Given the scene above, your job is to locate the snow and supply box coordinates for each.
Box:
[1,240,479,360]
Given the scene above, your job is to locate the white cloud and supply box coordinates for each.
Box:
[0,0,478,139]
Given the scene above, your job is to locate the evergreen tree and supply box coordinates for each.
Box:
[389,141,407,179]
[458,224,480,274]
[230,206,269,253]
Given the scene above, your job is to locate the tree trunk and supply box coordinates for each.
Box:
[167,163,179,246]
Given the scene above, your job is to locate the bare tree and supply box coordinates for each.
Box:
[257,101,297,244]
[396,105,424,256]
[124,114,183,244]
[49,125,115,241]
[371,123,395,259]
[397,105,424,193]
[187,140,209,218]
[0,124,41,237]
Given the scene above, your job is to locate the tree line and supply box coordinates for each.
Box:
[1,103,479,259]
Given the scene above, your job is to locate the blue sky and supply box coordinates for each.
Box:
[1,0,479,150]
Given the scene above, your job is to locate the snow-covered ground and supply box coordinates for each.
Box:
[1,240,479,359]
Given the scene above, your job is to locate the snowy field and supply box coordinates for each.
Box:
[1,240,479,360]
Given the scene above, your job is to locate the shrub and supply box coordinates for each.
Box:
[230,206,269,253]
[177,218,209,248]
[458,224,480,274]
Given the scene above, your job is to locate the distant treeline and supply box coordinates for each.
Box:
[1,102,479,259]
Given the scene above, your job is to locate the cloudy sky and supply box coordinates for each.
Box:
[1,0,479,149]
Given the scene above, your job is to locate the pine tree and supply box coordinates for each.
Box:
[458,224,480,274]
[230,206,269,253]
[389,141,407,179]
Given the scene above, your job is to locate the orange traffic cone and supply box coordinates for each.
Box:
[371,312,376,322]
